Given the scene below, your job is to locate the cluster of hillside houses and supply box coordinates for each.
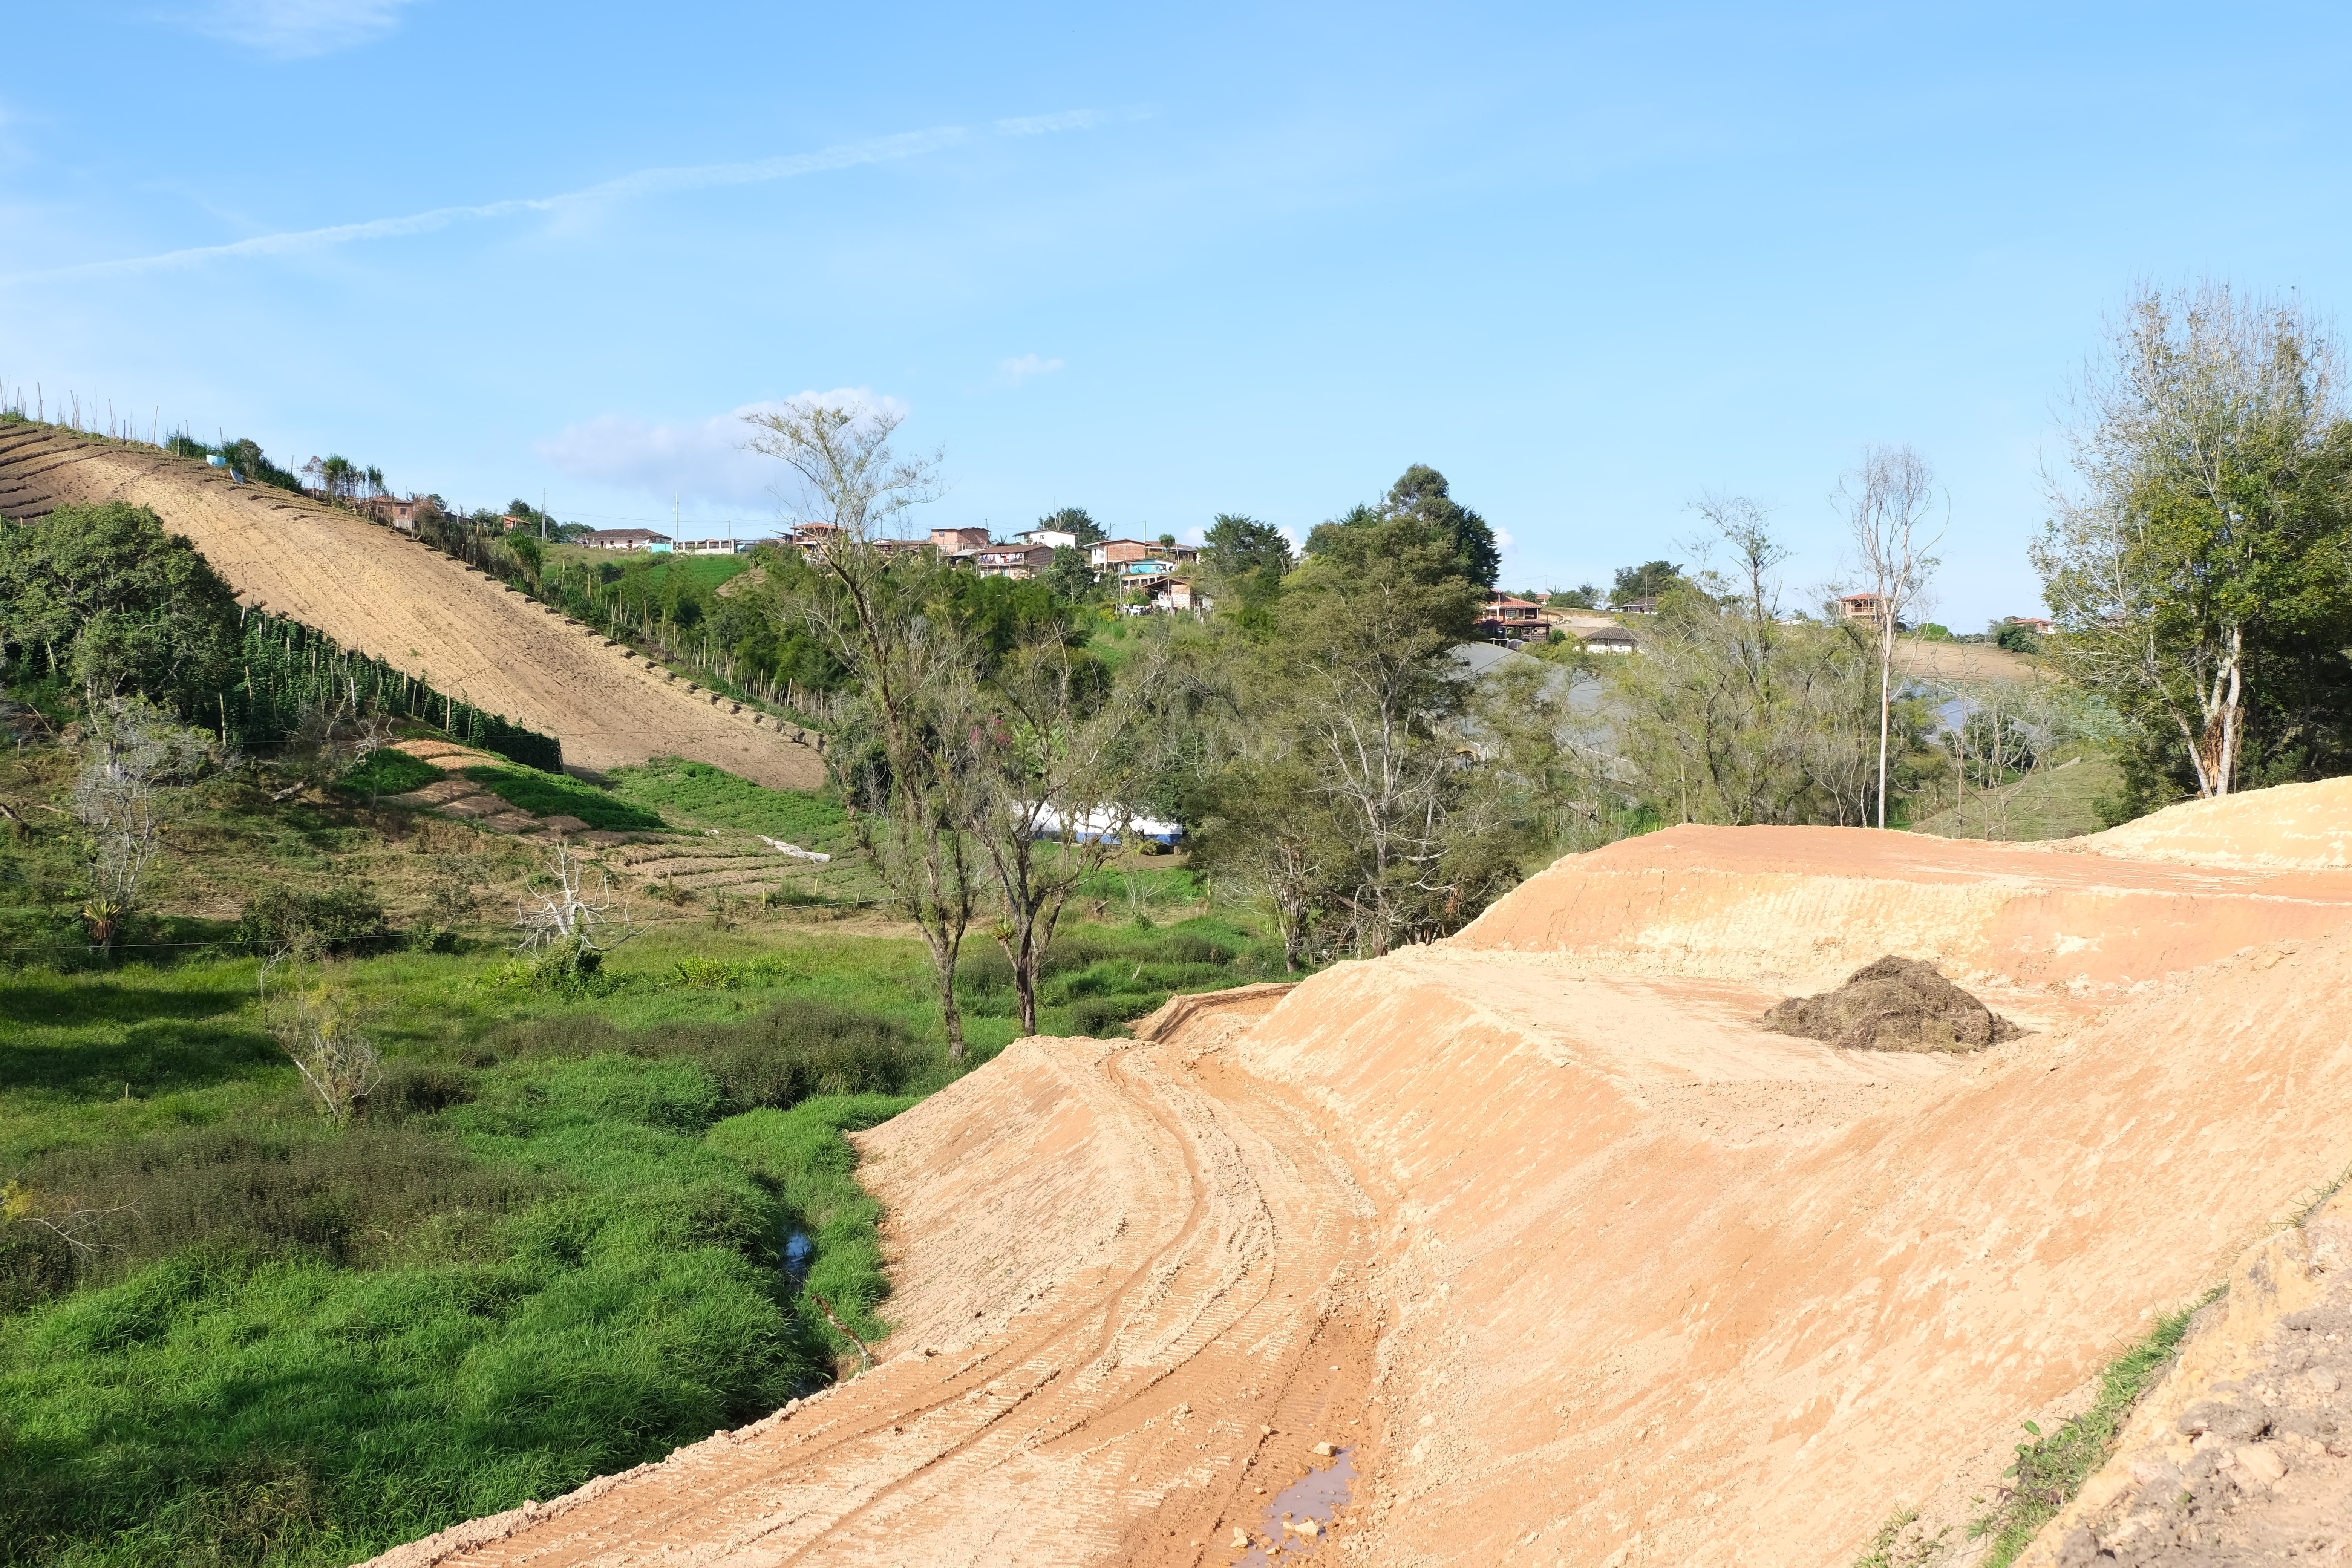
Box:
[550,521,1213,613]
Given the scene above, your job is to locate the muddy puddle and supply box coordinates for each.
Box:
[1235,1446,1354,1563]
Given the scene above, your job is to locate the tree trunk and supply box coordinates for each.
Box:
[2191,623,2246,798]
[935,946,966,1062]
[1875,632,1893,828]
[1006,929,1041,1037]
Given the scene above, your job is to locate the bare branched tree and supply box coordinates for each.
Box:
[1836,446,1944,827]
[513,841,635,976]
[955,632,1169,1033]
[288,681,398,793]
[743,396,987,1057]
[0,1178,135,1259]
[73,698,223,956]
[259,954,383,1125]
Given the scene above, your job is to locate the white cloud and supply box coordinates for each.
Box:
[6,126,967,284]
[995,353,1066,387]
[995,110,1099,136]
[536,391,909,508]
[1181,525,1208,545]
[1493,525,1518,555]
[178,0,421,58]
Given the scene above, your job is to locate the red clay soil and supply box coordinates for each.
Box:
[364,792,2352,1568]
[0,426,821,787]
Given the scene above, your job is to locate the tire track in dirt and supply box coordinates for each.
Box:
[0,429,821,788]
[369,1036,1381,1568]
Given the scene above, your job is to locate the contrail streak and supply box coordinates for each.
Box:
[7,126,969,284]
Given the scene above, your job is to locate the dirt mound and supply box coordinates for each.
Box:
[2062,775,2352,871]
[0,426,821,787]
[1759,954,2023,1051]
[2018,1187,2352,1568]
[363,786,2352,1568]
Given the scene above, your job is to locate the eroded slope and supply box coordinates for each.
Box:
[0,426,820,786]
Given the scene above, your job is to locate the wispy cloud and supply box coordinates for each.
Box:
[175,0,422,59]
[536,392,910,507]
[995,110,1101,136]
[7,127,968,284]
[995,353,1066,387]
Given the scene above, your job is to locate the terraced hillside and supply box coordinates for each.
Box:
[0,423,822,788]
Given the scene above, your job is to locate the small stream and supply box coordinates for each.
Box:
[1236,1446,1355,1564]
[782,1228,813,1289]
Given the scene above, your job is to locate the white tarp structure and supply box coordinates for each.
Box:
[1026,805,1182,845]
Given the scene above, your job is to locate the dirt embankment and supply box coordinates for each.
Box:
[2017,1188,2351,1567]
[366,792,2352,1568]
[0,426,821,787]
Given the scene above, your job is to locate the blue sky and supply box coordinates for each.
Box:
[5,2,2349,629]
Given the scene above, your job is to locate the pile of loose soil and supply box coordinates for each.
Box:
[1759,955,2023,1052]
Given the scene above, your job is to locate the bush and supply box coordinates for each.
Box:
[1067,995,1158,1036]
[491,1002,920,1115]
[1994,622,2044,654]
[234,886,390,955]
[6,1125,544,1306]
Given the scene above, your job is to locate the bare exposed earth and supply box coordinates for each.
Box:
[0,427,821,786]
[369,785,2352,1568]
[2017,1190,2351,1567]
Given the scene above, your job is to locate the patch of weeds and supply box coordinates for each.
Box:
[2292,1162,2352,1225]
[233,885,390,954]
[340,749,443,798]
[490,1002,920,1115]
[1854,1509,1945,1568]
[1968,1292,2212,1566]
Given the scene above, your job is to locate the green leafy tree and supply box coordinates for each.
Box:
[1548,584,1600,610]
[1381,465,1501,587]
[1200,513,1291,630]
[1039,506,1106,546]
[1223,509,1500,954]
[1610,560,1682,607]
[2035,283,2352,799]
[1042,544,1098,602]
[0,501,241,712]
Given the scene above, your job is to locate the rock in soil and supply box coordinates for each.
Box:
[1758,955,2023,1052]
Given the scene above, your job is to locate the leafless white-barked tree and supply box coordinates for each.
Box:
[1836,446,1944,828]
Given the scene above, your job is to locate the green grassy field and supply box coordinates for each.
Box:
[0,723,1294,1567]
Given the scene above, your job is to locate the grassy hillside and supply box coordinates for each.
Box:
[1908,747,2125,841]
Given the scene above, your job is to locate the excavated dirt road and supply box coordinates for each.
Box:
[0,426,821,787]
[369,785,2352,1568]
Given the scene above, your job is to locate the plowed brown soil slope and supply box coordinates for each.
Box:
[0,426,819,786]
[367,787,2352,1568]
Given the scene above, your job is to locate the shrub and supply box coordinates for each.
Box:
[491,1003,919,1115]
[1994,622,2044,655]
[234,885,390,955]
[1068,995,1158,1036]
[7,1125,544,1305]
